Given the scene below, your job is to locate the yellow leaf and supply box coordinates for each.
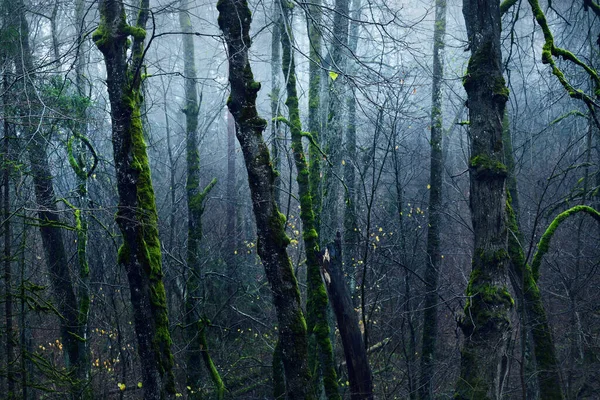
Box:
[329,71,339,81]
[138,382,143,388]
[427,184,431,189]
[118,383,126,391]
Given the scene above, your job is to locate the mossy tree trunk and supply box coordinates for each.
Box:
[279,4,341,399]
[418,0,446,398]
[217,1,313,398]
[67,132,96,400]
[456,0,513,398]
[306,0,323,237]
[93,0,176,397]
[12,1,85,393]
[179,0,220,395]
[319,234,373,400]
[271,0,282,207]
[69,4,95,394]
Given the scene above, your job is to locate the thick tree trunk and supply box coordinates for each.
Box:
[217,1,313,398]
[319,233,373,400]
[279,5,340,398]
[93,0,176,397]
[418,0,446,398]
[456,0,513,398]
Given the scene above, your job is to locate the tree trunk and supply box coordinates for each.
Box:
[418,0,446,398]
[279,4,341,398]
[271,0,282,207]
[12,1,84,389]
[93,0,176,396]
[322,0,349,243]
[319,233,373,400]
[217,1,313,398]
[179,0,220,395]
[456,0,513,398]
[306,0,323,237]
[503,117,564,399]
[3,81,15,399]
[342,0,361,289]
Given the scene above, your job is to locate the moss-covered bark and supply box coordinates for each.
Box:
[93,0,175,397]
[419,1,446,399]
[506,196,564,400]
[67,131,96,400]
[527,0,600,107]
[179,0,221,395]
[270,0,283,207]
[306,0,323,237]
[217,1,313,398]
[456,0,513,398]
[279,4,340,399]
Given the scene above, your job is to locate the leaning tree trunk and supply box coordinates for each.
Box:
[418,0,446,398]
[279,4,340,399]
[503,117,564,399]
[456,0,513,399]
[12,1,84,392]
[217,1,313,398]
[319,233,373,400]
[93,0,176,397]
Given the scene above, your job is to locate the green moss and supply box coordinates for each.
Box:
[270,211,291,247]
[493,76,509,102]
[469,154,507,180]
[123,25,146,40]
[531,205,600,280]
[117,243,130,265]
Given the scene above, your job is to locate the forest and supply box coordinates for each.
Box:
[0,0,599,398]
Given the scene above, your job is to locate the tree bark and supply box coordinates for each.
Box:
[179,0,220,395]
[217,0,313,398]
[456,0,513,398]
[279,4,341,398]
[306,0,323,237]
[271,0,282,207]
[342,0,361,290]
[93,0,176,396]
[418,0,446,398]
[3,78,15,399]
[319,233,373,400]
[322,0,349,243]
[12,1,84,391]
